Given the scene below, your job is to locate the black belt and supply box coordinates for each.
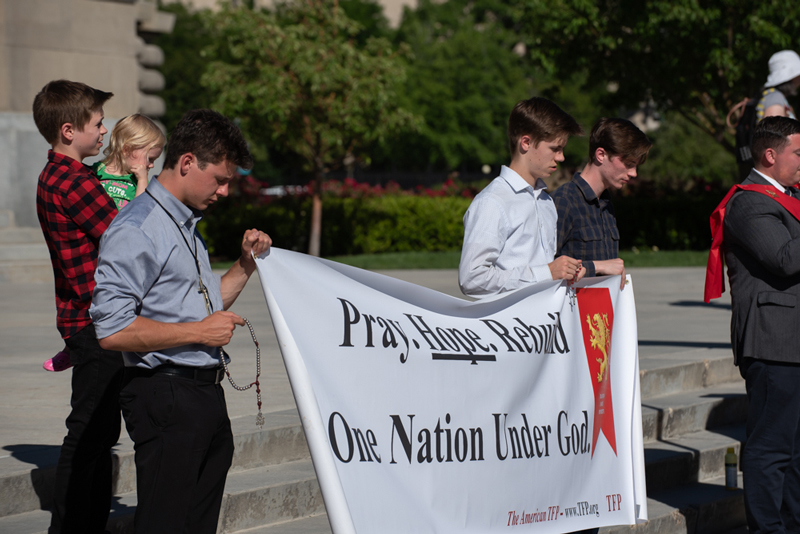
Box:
[129,364,225,384]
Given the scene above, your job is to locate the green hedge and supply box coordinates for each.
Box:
[200,195,473,258]
[200,191,722,259]
[613,194,720,251]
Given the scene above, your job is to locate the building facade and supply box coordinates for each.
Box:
[0,0,173,227]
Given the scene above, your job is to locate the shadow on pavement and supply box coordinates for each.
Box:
[3,444,59,511]
[3,444,60,468]
[639,340,731,349]
[670,300,732,310]
[3,444,136,517]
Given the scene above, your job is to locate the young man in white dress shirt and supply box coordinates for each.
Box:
[459,96,585,298]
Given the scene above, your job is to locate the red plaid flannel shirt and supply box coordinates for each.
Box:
[36,150,118,339]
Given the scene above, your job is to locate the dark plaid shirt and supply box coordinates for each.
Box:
[552,172,620,278]
[37,150,118,339]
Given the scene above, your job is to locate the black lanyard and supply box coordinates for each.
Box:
[145,190,214,315]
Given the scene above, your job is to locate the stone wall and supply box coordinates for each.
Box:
[0,0,173,227]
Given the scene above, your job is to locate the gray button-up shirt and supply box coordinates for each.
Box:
[90,178,224,369]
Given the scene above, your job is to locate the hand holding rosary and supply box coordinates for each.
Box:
[220,318,264,428]
[146,190,265,428]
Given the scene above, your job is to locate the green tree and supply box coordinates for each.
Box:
[200,0,417,256]
[531,70,618,173]
[514,0,800,153]
[373,0,621,175]
[381,0,533,171]
[640,112,738,190]
[339,0,391,43]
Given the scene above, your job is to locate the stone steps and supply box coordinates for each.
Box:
[0,214,51,283]
[644,426,745,494]
[0,211,13,229]
[251,514,332,534]
[232,474,746,534]
[4,381,745,533]
[0,492,137,534]
[0,409,308,519]
[642,381,747,441]
[0,459,323,534]
[630,347,749,533]
[219,460,323,533]
[0,227,45,245]
[0,260,53,283]
[603,474,745,534]
[638,347,740,401]
[0,356,749,533]
[630,342,748,533]
[0,246,48,262]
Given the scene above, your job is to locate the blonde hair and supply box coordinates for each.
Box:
[102,114,166,173]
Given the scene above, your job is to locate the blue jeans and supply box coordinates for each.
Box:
[48,324,124,534]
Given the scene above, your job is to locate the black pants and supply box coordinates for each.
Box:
[49,324,124,534]
[120,371,234,534]
[741,358,800,533]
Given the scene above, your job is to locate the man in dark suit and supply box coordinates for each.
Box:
[724,116,800,533]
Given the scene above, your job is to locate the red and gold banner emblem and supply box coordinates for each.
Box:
[576,287,618,458]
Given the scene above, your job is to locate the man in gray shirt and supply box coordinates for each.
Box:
[90,109,271,534]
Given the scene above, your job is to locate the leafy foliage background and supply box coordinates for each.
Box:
[152,0,800,257]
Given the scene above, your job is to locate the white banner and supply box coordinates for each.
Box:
[255,248,647,534]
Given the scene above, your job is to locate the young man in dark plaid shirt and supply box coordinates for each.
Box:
[33,79,123,534]
[552,118,652,290]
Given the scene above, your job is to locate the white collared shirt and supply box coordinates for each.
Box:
[753,168,786,192]
[459,165,556,298]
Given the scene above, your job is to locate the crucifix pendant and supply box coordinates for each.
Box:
[569,286,577,308]
[198,278,212,316]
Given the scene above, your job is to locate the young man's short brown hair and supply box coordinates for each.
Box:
[589,117,652,166]
[507,97,583,155]
[751,116,800,163]
[32,80,113,145]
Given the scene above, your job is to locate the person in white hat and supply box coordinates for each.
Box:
[758,50,800,120]
[729,50,800,180]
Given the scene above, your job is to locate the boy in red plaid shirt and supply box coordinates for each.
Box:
[33,79,123,534]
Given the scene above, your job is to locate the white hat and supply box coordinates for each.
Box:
[766,50,800,87]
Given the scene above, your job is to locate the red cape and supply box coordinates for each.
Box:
[704,184,800,303]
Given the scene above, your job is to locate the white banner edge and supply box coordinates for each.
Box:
[256,259,358,534]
